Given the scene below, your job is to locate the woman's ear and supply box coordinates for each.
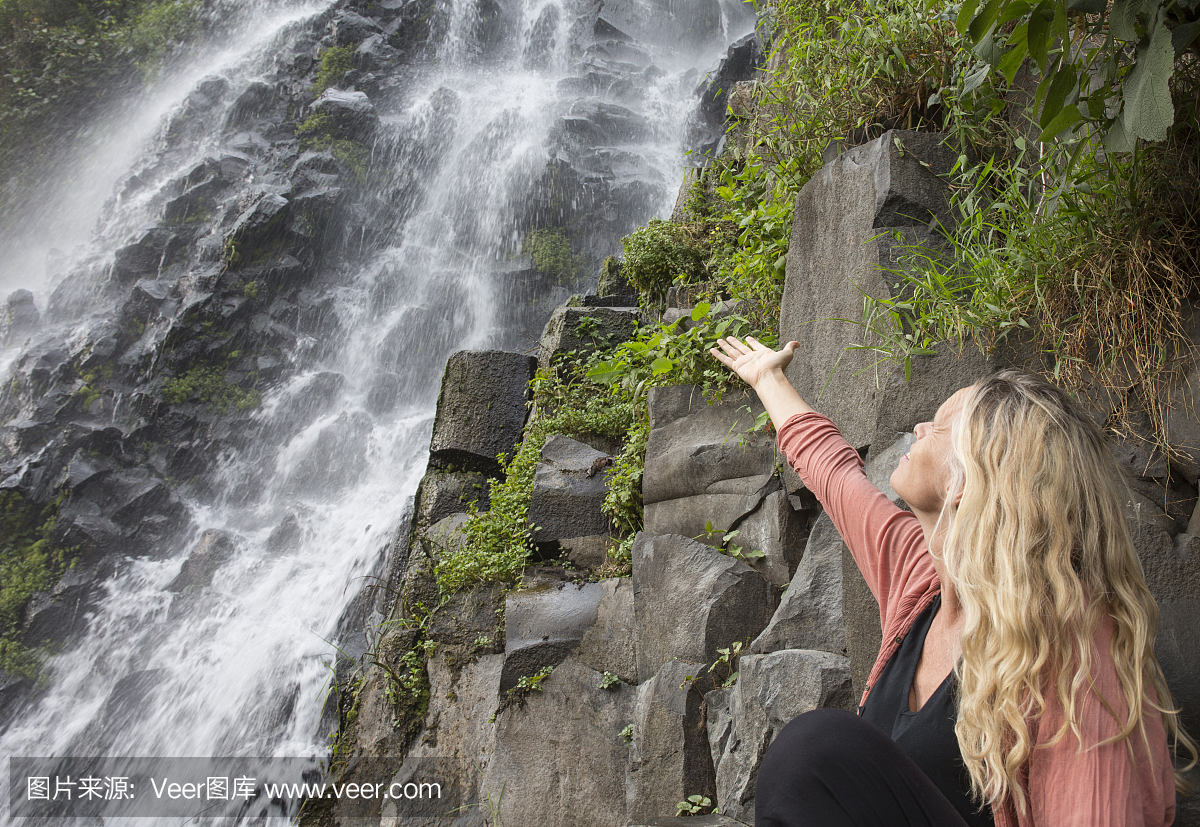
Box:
[946,478,964,508]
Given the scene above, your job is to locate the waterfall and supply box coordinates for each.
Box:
[0,0,757,821]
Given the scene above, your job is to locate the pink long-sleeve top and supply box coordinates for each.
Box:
[776,411,1178,827]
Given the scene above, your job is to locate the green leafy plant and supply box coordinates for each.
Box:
[697,522,765,565]
[954,0,1200,151]
[676,795,714,816]
[511,665,555,694]
[436,366,633,594]
[745,0,956,183]
[620,723,635,743]
[600,671,621,690]
[709,641,745,689]
[855,121,1200,455]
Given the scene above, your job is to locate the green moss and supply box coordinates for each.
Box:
[0,490,73,678]
[75,362,113,411]
[313,45,353,95]
[522,228,586,286]
[296,111,332,139]
[242,280,259,300]
[330,139,368,184]
[597,256,628,296]
[162,364,261,414]
[295,111,369,183]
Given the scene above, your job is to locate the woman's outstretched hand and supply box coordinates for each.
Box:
[711,336,800,390]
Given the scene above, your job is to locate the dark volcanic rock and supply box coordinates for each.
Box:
[779,130,959,450]
[527,434,611,549]
[22,563,99,646]
[706,649,853,822]
[167,529,239,591]
[1,290,40,346]
[112,228,184,283]
[690,32,764,154]
[331,10,383,46]
[480,659,636,827]
[428,350,536,474]
[413,468,490,527]
[227,81,277,127]
[632,532,773,680]
[309,88,380,141]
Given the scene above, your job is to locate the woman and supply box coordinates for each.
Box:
[710,335,1194,827]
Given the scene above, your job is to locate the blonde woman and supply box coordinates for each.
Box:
[710,335,1194,827]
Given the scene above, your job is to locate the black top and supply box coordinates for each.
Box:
[860,595,995,827]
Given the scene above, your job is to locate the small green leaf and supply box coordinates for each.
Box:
[969,0,1007,42]
[957,0,983,32]
[999,0,1034,23]
[1038,103,1082,141]
[691,302,712,322]
[1105,111,1136,152]
[1027,0,1052,71]
[1040,64,1077,128]
[962,63,991,94]
[972,31,1003,66]
[586,362,621,384]
[998,39,1029,84]
[650,356,674,376]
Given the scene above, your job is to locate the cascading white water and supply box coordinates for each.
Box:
[0,0,756,821]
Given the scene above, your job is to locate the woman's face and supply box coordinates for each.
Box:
[890,386,972,517]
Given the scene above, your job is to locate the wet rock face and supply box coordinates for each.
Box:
[2,290,40,346]
[632,532,773,680]
[481,659,637,827]
[428,350,536,475]
[0,0,431,661]
[166,529,239,591]
[527,434,612,554]
[308,88,380,141]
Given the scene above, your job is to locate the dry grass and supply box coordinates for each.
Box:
[1034,133,1200,462]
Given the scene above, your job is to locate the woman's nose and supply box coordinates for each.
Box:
[914,421,930,438]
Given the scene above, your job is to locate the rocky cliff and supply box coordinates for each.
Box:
[320,129,1200,826]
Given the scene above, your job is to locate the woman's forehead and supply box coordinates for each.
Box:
[934,385,974,425]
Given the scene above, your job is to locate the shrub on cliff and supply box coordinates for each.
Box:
[620,219,710,298]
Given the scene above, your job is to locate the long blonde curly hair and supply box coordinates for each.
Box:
[939,370,1195,814]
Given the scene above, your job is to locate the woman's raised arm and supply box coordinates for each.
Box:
[710,336,813,426]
